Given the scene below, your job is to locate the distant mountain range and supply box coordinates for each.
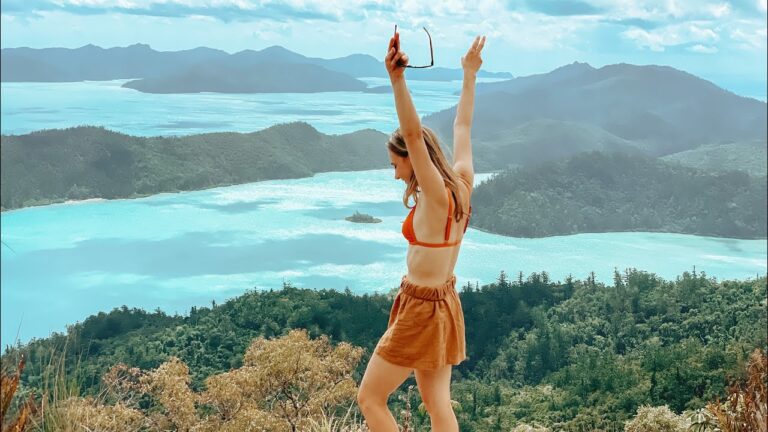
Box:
[2,52,766,241]
[425,61,767,171]
[0,43,513,93]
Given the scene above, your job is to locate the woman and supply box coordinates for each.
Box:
[357,30,486,432]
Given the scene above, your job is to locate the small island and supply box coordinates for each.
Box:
[345,210,381,223]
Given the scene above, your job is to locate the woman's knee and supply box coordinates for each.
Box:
[357,352,413,409]
[414,365,454,414]
[421,396,454,415]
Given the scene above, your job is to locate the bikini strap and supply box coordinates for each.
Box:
[464,205,472,233]
[444,187,453,241]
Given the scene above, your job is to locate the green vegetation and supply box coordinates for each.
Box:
[660,139,768,177]
[0,123,389,211]
[4,125,764,242]
[471,151,767,239]
[3,268,765,430]
[345,211,381,223]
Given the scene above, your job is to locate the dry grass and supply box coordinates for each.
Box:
[306,402,370,432]
[706,348,767,432]
[1,354,40,432]
[15,332,764,431]
[15,328,368,432]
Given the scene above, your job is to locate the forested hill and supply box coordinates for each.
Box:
[2,268,765,430]
[423,62,767,172]
[470,151,767,239]
[121,61,369,94]
[0,122,389,211]
[659,139,767,177]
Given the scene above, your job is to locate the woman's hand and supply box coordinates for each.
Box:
[385,31,409,81]
[461,35,486,75]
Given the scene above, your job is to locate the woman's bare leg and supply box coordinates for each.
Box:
[414,364,459,432]
[357,352,413,431]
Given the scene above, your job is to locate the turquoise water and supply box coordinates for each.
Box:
[1,77,766,348]
[1,169,766,348]
[0,77,488,137]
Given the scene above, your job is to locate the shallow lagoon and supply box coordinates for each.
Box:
[2,169,765,347]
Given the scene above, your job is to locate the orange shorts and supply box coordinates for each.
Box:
[374,274,467,370]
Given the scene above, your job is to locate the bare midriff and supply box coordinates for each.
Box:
[406,244,463,287]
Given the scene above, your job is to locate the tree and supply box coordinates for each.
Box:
[498,270,509,288]
[51,329,366,432]
[199,328,364,431]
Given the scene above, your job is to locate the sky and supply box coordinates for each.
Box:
[1,0,766,99]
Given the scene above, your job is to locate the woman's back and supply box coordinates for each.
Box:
[404,175,472,287]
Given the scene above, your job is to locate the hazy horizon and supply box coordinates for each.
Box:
[2,1,766,100]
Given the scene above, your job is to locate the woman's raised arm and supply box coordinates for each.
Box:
[386,29,444,199]
[453,35,486,183]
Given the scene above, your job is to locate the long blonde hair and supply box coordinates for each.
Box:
[386,126,467,223]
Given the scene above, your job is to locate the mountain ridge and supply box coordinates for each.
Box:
[1,43,513,87]
[425,61,766,171]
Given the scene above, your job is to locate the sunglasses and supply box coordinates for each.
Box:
[394,25,434,69]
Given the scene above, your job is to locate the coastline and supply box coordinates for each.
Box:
[1,197,109,214]
[62,197,108,205]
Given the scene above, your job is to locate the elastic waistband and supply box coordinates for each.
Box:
[399,274,457,301]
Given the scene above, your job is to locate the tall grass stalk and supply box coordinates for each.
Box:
[26,334,96,432]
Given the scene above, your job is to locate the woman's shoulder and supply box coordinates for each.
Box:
[451,177,472,214]
[418,178,471,209]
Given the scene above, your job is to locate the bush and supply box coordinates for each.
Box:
[624,405,689,432]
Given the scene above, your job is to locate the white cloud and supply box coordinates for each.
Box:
[621,21,721,51]
[730,26,768,48]
[707,2,731,17]
[688,43,718,53]
[687,23,719,41]
[219,0,257,8]
[441,8,599,51]
[601,0,690,20]
[622,27,670,51]
[665,0,686,19]
[590,0,757,22]
[61,0,133,6]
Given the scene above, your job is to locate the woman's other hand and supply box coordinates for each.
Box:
[386,31,409,81]
[461,35,486,75]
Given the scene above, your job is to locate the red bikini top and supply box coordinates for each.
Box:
[402,186,472,248]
